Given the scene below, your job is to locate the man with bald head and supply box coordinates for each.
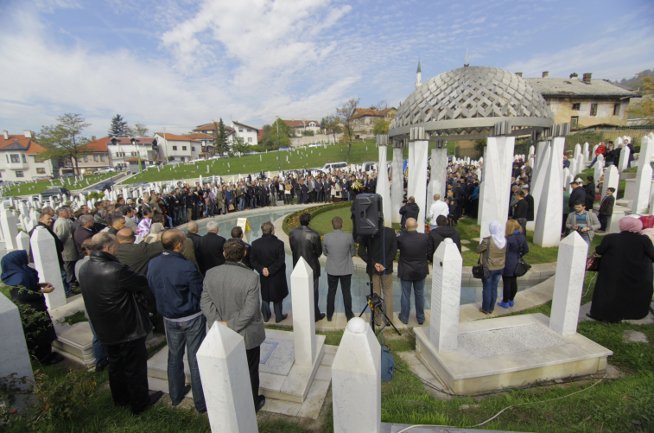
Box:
[147,229,206,413]
[115,227,163,276]
[186,221,202,257]
[397,217,431,325]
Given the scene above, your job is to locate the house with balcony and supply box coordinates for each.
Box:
[154,132,212,162]
[283,119,321,137]
[350,107,397,138]
[525,72,638,130]
[0,130,53,182]
[91,136,158,170]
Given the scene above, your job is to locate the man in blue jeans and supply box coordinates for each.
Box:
[147,229,206,413]
[397,218,431,325]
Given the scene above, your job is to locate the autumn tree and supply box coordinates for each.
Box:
[335,98,359,156]
[261,119,291,149]
[627,76,654,122]
[372,118,389,135]
[39,113,90,177]
[320,115,342,144]
[130,122,149,137]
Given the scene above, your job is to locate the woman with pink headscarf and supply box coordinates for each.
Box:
[589,216,654,322]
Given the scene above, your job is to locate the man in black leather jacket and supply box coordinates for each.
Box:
[79,232,162,414]
[289,213,325,321]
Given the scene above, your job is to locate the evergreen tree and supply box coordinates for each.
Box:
[213,119,229,155]
[108,114,129,136]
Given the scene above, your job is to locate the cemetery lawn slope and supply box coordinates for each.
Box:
[1,172,116,197]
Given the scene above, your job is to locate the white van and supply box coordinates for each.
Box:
[321,161,348,172]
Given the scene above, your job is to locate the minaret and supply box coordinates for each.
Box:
[415,61,422,89]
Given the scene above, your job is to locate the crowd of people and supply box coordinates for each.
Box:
[2,146,653,418]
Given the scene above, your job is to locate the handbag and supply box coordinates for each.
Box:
[514,257,531,277]
[585,254,601,272]
[472,255,485,279]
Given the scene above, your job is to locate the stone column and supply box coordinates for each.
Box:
[429,238,462,352]
[291,257,317,367]
[478,136,515,238]
[618,145,630,172]
[632,135,653,213]
[602,165,620,197]
[427,146,448,216]
[528,141,552,232]
[375,136,392,227]
[0,294,34,397]
[534,137,564,247]
[407,141,416,199]
[391,146,403,224]
[409,127,429,233]
[331,317,381,433]
[30,227,66,310]
[1,209,18,250]
[196,322,259,433]
[549,231,588,336]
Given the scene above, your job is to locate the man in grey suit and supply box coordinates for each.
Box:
[201,239,266,413]
[323,217,355,322]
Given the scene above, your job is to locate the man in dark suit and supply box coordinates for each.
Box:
[397,218,431,325]
[598,187,616,232]
[197,220,226,274]
[250,222,288,323]
[569,179,586,213]
[289,213,324,321]
[523,186,535,225]
[512,190,529,233]
[186,221,202,257]
[399,196,420,230]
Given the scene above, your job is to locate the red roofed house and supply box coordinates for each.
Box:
[0,130,54,182]
[350,107,397,138]
[282,119,320,137]
[154,132,213,162]
[57,135,112,175]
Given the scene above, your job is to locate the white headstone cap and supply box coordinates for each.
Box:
[346,317,368,334]
[443,238,453,244]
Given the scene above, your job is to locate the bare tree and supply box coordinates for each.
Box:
[335,98,359,157]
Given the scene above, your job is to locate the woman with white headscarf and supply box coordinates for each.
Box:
[588,216,654,322]
[476,220,507,314]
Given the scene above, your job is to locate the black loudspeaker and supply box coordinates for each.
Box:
[352,193,383,237]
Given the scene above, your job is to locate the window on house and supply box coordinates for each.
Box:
[613,103,620,116]
[572,103,581,110]
[248,137,252,143]
[10,154,20,163]
[5,155,8,163]
[36,168,45,174]
[21,154,26,163]
[182,146,187,151]
[93,155,98,162]
[131,152,138,157]
[101,155,106,161]
[570,116,579,129]
[172,146,178,151]
[192,147,196,152]
[83,156,88,162]
[590,103,598,116]
[15,170,24,178]
[239,128,244,132]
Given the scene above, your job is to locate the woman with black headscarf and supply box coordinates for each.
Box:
[1,250,63,364]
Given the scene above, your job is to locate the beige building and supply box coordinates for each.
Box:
[350,107,397,138]
[526,72,638,130]
[0,131,54,182]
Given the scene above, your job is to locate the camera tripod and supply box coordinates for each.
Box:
[359,274,401,335]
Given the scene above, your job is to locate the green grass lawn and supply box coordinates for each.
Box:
[1,172,116,197]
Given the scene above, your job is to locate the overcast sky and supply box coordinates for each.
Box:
[1,0,653,137]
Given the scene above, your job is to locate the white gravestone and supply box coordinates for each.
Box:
[583,142,590,162]
[391,147,403,224]
[0,294,34,394]
[430,239,462,352]
[575,153,584,175]
[30,227,66,309]
[16,231,30,255]
[632,136,653,213]
[574,143,581,160]
[593,154,605,185]
[375,145,392,228]
[331,317,381,433]
[196,322,258,433]
[1,209,18,250]
[427,147,448,214]
[549,232,588,336]
[534,138,564,247]
[291,257,317,367]
[603,165,620,198]
[478,136,515,238]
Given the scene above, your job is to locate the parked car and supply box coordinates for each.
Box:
[321,161,348,171]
